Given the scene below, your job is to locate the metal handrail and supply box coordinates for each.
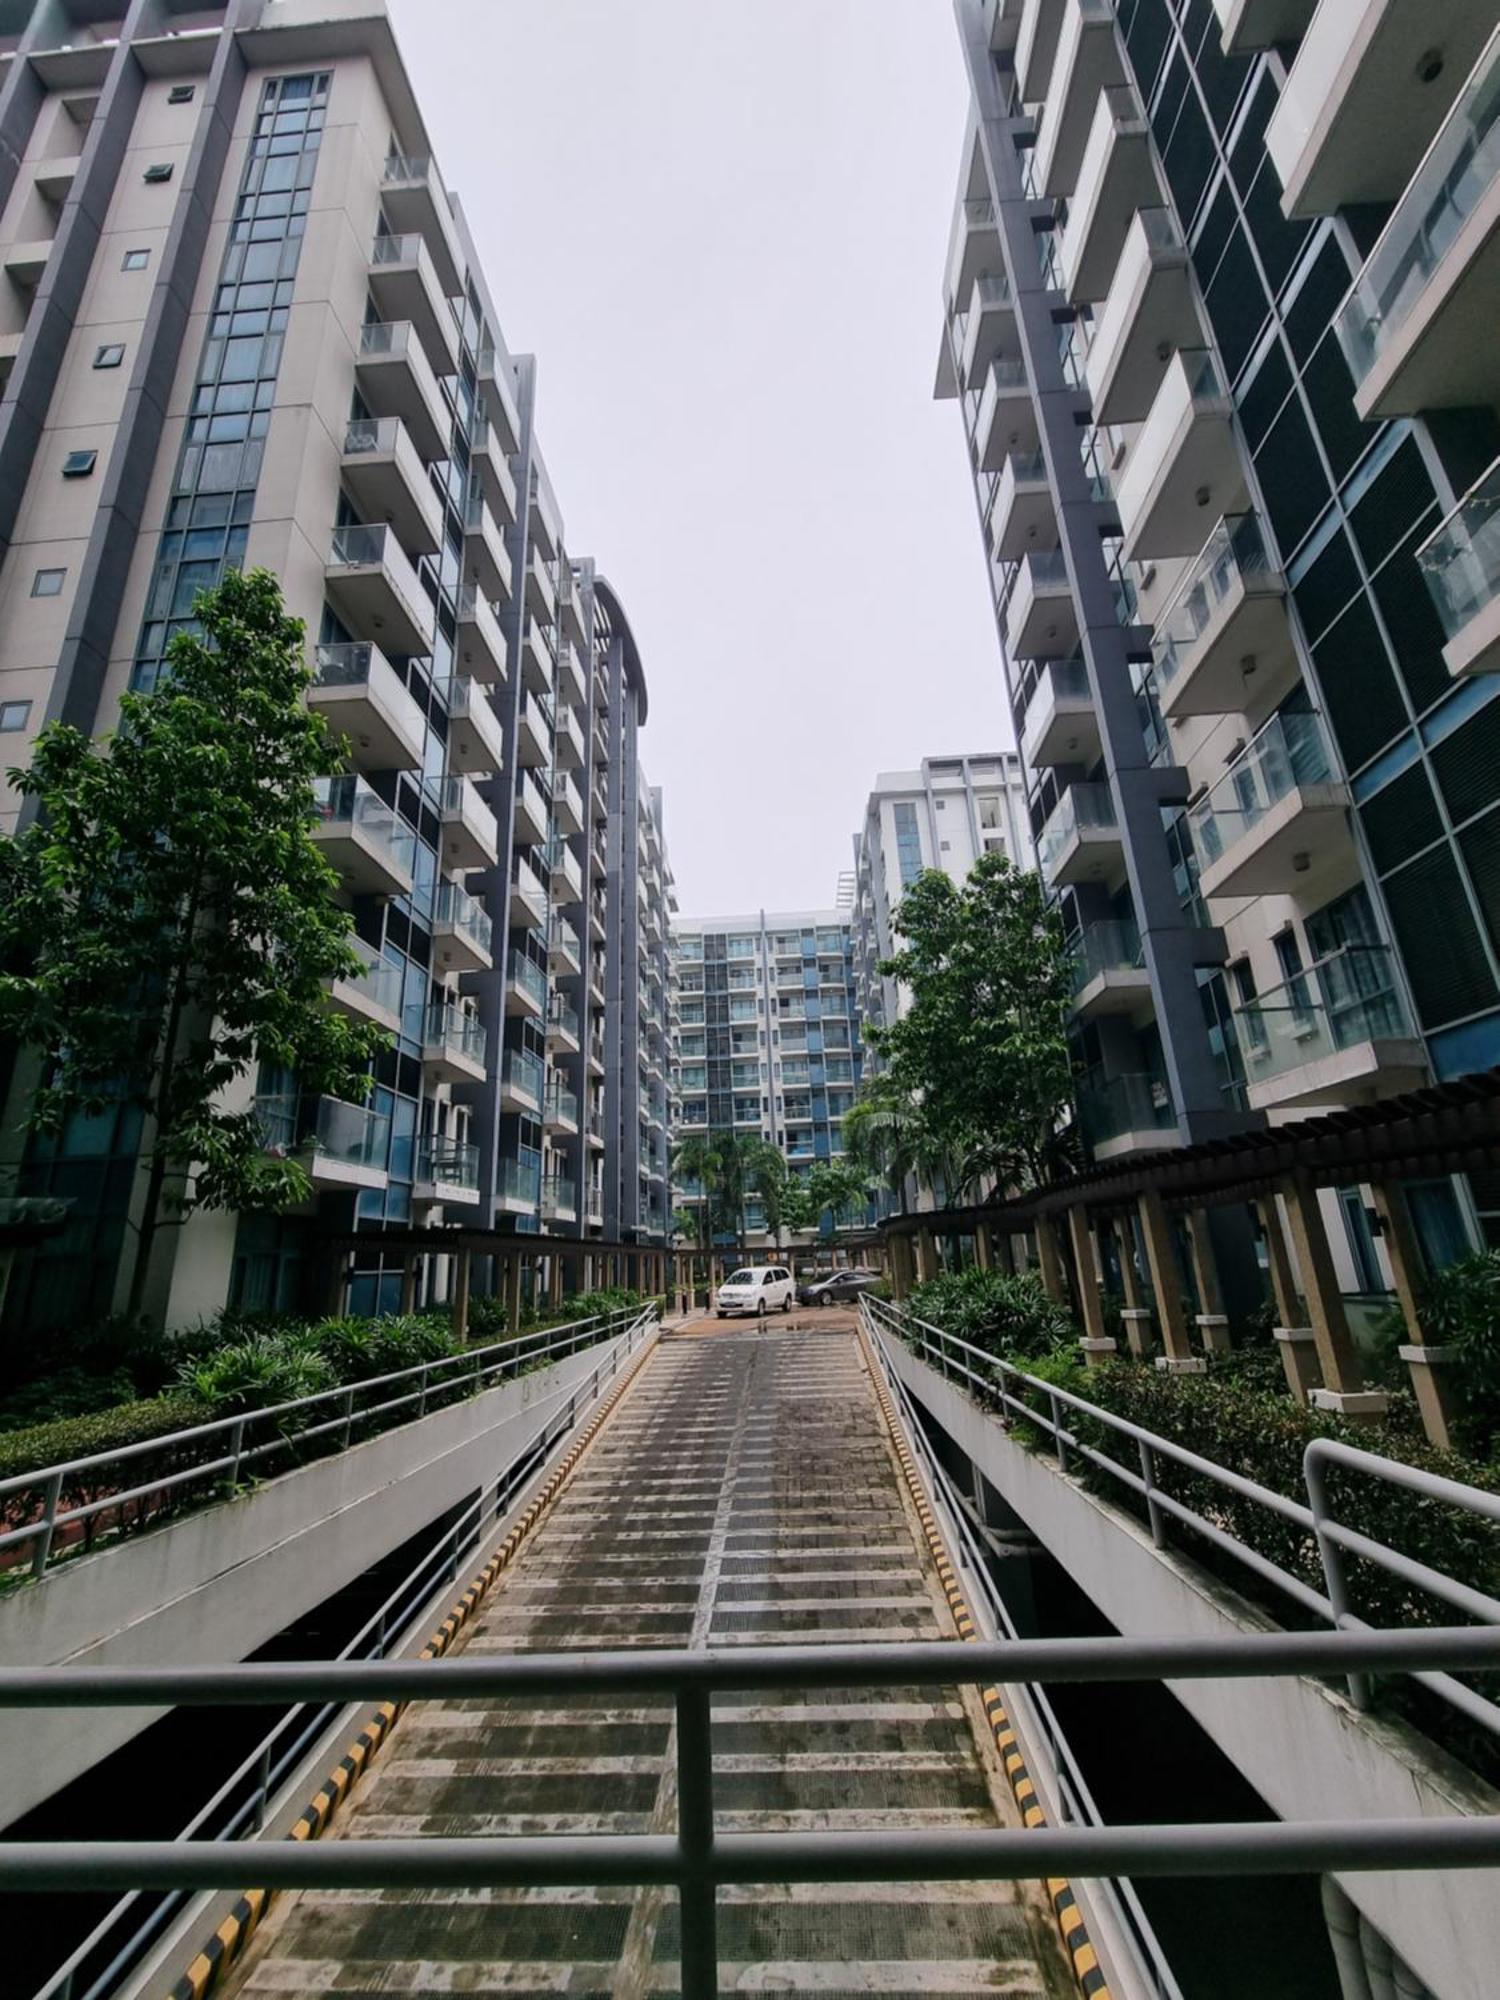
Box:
[862,1295,1500,1733]
[0,1308,654,1580]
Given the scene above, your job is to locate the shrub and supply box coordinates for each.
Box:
[1410,1249,1500,1453]
[0,1391,216,1559]
[907,1267,1073,1360]
[177,1335,336,1417]
[0,1366,139,1433]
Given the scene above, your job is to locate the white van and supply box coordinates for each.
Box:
[715,1265,795,1319]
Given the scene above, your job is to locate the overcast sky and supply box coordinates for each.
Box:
[395,0,1009,915]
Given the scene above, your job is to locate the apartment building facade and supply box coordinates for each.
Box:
[0,0,673,1330]
[939,0,1497,1280]
[669,910,865,1251]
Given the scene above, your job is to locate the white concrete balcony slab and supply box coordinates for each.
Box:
[1116,349,1246,562]
[529,473,562,563]
[340,416,443,555]
[589,894,607,945]
[1192,710,1351,903]
[1085,208,1199,427]
[523,615,555,696]
[560,578,587,651]
[379,151,464,295]
[588,1034,607,1077]
[433,878,494,974]
[355,321,449,461]
[367,230,458,374]
[1211,0,1314,52]
[553,768,584,837]
[1020,655,1099,768]
[441,675,504,777]
[437,771,499,872]
[505,949,548,1020]
[463,496,513,604]
[973,357,1037,471]
[526,544,557,625]
[4,239,50,288]
[310,641,425,772]
[470,418,518,526]
[958,274,1017,390]
[328,938,402,1036]
[312,773,416,897]
[1032,0,1124,198]
[414,1135,481,1208]
[1234,948,1427,1111]
[1334,27,1500,421]
[1266,0,1495,218]
[1036,780,1123,889]
[1062,87,1157,303]
[547,996,582,1055]
[477,341,521,454]
[510,853,549,930]
[423,1002,488,1085]
[554,637,587,711]
[555,700,586,771]
[514,686,552,769]
[325,523,435,658]
[547,836,584,905]
[1076,1070,1179,1160]
[1417,454,1500,677]
[545,1082,580,1136]
[455,585,506,684]
[501,1047,544,1115]
[0,331,22,388]
[989,450,1055,561]
[542,1174,577,1224]
[1004,549,1077,659]
[513,768,550,848]
[1153,513,1297,722]
[549,917,582,975]
[1016,0,1066,102]
[34,154,79,203]
[1070,920,1154,1023]
[256,1093,389,1192]
[946,196,1001,312]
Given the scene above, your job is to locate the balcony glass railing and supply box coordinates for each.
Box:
[255,1093,390,1172]
[546,1082,579,1126]
[335,941,402,1018]
[1115,349,1226,527]
[416,1134,480,1191]
[1036,781,1117,879]
[370,230,424,268]
[434,879,492,957]
[1021,655,1090,740]
[1189,709,1336,872]
[342,415,402,457]
[552,917,582,965]
[1076,1071,1175,1148]
[499,1153,542,1207]
[312,774,417,879]
[504,1046,544,1105]
[512,853,547,908]
[1417,454,1500,644]
[1069,918,1144,995]
[438,771,489,825]
[1153,513,1276,692]
[1233,946,1412,1084]
[549,996,581,1042]
[358,319,421,364]
[542,1173,577,1217]
[516,769,550,829]
[425,1002,487,1069]
[314,641,384,689]
[383,150,436,189]
[329,521,403,571]
[1335,28,1500,386]
[506,950,547,1010]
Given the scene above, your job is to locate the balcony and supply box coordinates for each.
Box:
[553,768,585,837]
[355,322,449,460]
[1233,947,1427,1112]
[989,450,1055,562]
[311,774,415,897]
[547,836,584,904]
[379,151,462,294]
[1116,349,1244,562]
[547,995,581,1054]
[555,702,586,770]
[1266,0,1495,219]
[309,642,425,771]
[34,153,79,204]
[587,1185,605,1223]
[985,0,1026,49]
[437,772,498,872]
[1334,28,1500,420]
[497,1153,542,1216]
[1019,655,1099,767]
[554,637,587,711]
[329,938,402,1035]
[1417,456,1500,676]
[946,195,1000,311]
[523,616,555,696]
[1016,0,1066,102]
[455,585,506,685]
[1153,513,1296,722]
[501,1047,544,1116]
[514,685,552,769]
[549,917,582,975]
[973,358,1037,471]
[463,496,513,604]
[1191,710,1350,903]
[526,545,557,626]
[510,852,549,930]
[470,419,518,527]
[1031,0,1124,199]
[433,878,494,974]
[1211,0,1315,52]
[589,893,607,945]
[1036,780,1123,888]
[588,1031,606,1077]
[1070,919,1153,1022]
[414,1134,481,1206]
[1004,549,1077,658]
[1076,1070,1179,1161]
[1085,208,1199,426]
[325,523,435,658]
[477,341,521,454]
[339,416,442,556]
[367,231,457,374]
[423,1003,487,1085]
[255,1093,388,1194]
[441,676,504,777]
[545,1081,580,1134]
[529,474,562,564]
[1061,87,1157,303]
[506,950,548,1019]
[542,1173,577,1224]
[4,240,49,289]
[958,274,1017,390]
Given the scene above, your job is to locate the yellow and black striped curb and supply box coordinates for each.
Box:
[858,1324,1111,2000]
[166,1323,662,2000]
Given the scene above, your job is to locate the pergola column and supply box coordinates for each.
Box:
[1113,1213,1153,1360]
[1185,1208,1232,1357]
[452,1246,471,1345]
[1254,1194,1321,1405]
[548,1254,564,1310]
[505,1252,522,1334]
[1137,1189,1198,1371]
[1279,1173,1387,1424]
[399,1254,419,1315]
[974,1222,992,1271]
[1067,1206,1115,1366]
[1033,1214,1068,1307]
[1372,1180,1460,1450]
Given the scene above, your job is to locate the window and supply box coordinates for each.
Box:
[31,568,64,597]
[143,162,173,184]
[121,248,150,271]
[93,344,125,369]
[168,84,195,105]
[893,801,923,886]
[61,449,96,478]
[0,699,31,732]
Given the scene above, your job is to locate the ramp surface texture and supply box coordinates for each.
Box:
[225,1324,1071,1997]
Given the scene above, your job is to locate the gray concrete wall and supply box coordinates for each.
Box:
[884,1335,1497,2000]
[0,1326,650,1825]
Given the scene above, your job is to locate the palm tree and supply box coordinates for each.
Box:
[671,1132,721,1260]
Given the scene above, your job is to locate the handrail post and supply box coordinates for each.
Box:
[417,1364,429,1419]
[227,1419,246,1490]
[1305,1448,1370,1709]
[1138,1439,1166,1547]
[676,1685,718,2000]
[31,1471,64,1580]
[1050,1392,1068,1475]
[340,1388,355,1451]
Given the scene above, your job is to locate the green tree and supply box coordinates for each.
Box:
[868,851,1074,1196]
[0,568,388,1321]
[806,1158,874,1232]
[670,1132,721,1254]
[842,1073,958,1215]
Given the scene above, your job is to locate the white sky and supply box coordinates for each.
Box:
[394,0,1011,913]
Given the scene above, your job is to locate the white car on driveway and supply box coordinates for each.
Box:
[715,1265,795,1318]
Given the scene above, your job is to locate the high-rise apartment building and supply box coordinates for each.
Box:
[669,911,865,1249]
[0,0,673,1330]
[938,0,1497,1268]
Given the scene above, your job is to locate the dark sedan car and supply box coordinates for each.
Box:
[796,1268,881,1307]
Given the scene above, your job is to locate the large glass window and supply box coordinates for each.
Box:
[893,801,924,886]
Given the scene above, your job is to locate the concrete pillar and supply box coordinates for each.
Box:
[399,1254,419,1315]
[1279,1174,1387,1424]
[1034,1214,1068,1307]
[548,1254,564,1310]
[452,1247,471,1345]
[974,1223,993,1271]
[1111,1214,1153,1359]
[993,1228,1016,1275]
[1067,1206,1114,1365]
[1186,1208,1232,1357]
[505,1253,522,1334]
[1137,1189,1199,1371]
[1371,1180,1461,1451]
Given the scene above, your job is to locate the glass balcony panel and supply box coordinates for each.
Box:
[256,1094,390,1182]
[1115,349,1243,561]
[498,1154,542,1208]
[416,1134,480,1193]
[507,950,547,1012]
[311,773,416,894]
[1036,780,1117,885]
[1233,946,1424,1107]
[1076,1070,1176,1152]
[503,1047,544,1107]
[331,940,402,1025]
[1190,710,1338,879]
[434,878,494,962]
[1152,512,1293,719]
[425,1001,487,1070]
[1417,455,1500,676]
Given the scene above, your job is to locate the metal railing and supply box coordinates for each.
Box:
[0,1309,656,1584]
[21,1309,659,2000]
[861,1296,1500,1738]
